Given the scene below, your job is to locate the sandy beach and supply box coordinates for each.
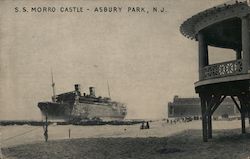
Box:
[1,120,250,159]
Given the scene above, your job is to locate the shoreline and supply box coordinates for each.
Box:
[0,119,145,126]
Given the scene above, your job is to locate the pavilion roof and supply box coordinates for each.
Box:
[180,0,250,40]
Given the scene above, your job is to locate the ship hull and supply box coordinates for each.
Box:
[38,102,72,120]
[38,102,126,121]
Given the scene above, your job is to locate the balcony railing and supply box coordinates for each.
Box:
[201,59,243,80]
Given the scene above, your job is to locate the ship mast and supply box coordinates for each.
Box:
[51,69,56,102]
[107,80,111,98]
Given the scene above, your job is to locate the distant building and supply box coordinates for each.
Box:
[168,96,239,118]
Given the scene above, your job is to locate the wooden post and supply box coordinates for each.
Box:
[69,128,71,139]
[242,15,250,72]
[242,111,246,134]
[241,101,246,134]
[207,100,212,139]
[200,95,208,142]
[239,96,247,134]
[248,112,250,125]
[198,32,209,80]
[236,48,242,60]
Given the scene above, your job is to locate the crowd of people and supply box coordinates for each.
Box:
[140,121,150,129]
[164,116,201,124]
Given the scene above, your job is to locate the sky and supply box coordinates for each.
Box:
[0,0,234,120]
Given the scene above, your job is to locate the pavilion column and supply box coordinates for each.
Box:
[239,98,246,134]
[236,48,242,60]
[241,109,246,134]
[241,15,250,73]
[207,97,212,139]
[200,94,208,142]
[198,32,209,80]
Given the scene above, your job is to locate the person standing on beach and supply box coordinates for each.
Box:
[44,126,48,142]
[43,113,48,142]
[146,122,150,129]
[140,122,145,129]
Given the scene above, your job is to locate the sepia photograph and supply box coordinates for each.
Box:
[1,0,250,158]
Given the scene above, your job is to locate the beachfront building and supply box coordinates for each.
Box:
[168,96,239,118]
[180,0,250,142]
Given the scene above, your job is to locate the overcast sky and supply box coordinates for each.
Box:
[0,0,234,120]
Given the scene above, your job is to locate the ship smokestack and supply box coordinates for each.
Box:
[74,84,81,92]
[89,87,95,97]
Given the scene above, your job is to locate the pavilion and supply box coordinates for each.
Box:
[180,0,250,142]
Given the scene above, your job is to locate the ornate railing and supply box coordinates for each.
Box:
[201,60,243,80]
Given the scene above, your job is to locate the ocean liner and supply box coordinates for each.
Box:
[38,76,127,121]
